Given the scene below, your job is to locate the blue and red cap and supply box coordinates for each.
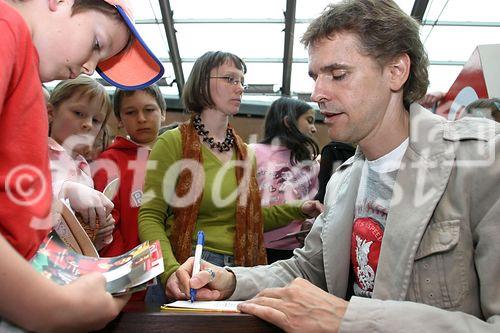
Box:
[97,0,164,90]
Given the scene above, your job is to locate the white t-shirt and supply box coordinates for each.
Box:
[351,138,409,297]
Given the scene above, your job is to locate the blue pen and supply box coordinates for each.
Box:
[190,231,205,302]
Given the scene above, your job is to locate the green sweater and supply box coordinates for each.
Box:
[138,128,306,284]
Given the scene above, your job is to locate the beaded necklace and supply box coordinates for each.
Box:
[193,114,235,152]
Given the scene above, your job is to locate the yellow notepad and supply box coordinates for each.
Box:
[161,300,243,313]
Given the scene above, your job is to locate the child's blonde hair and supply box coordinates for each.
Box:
[49,76,113,136]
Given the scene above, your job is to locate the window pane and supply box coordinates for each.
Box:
[175,23,284,59]
[170,0,285,19]
[131,0,162,20]
[245,63,282,87]
[293,23,310,60]
[296,0,334,20]
[423,0,500,22]
[421,26,500,62]
[291,63,314,94]
[428,65,462,93]
[296,1,415,19]
[135,24,170,60]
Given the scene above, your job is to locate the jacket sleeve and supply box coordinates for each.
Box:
[341,296,500,333]
[228,210,328,300]
[138,130,182,285]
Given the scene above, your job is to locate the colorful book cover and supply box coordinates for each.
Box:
[31,231,163,295]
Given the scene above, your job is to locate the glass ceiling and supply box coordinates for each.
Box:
[50,0,500,104]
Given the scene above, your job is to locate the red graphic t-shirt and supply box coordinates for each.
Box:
[350,139,408,297]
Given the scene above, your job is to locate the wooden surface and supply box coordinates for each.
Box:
[97,302,283,333]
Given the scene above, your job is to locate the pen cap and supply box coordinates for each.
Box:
[196,231,205,246]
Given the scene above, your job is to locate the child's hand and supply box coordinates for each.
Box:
[61,181,114,228]
[300,200,324,219]
[94,215,115,250]
[296,219,314,247]
[61,272,130,331]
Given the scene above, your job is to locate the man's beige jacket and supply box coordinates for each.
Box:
[230,104,500,332]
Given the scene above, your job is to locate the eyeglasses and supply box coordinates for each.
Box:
[210,76,248,90]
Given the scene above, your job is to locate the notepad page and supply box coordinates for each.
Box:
[164,300,243,312]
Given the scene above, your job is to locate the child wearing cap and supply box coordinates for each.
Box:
[0,0,163,331]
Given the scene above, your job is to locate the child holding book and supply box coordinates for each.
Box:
[48,76,115,251]
[93,83,166,257]
[0,0,163,331]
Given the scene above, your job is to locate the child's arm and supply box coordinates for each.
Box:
[0,235,129,332]
[262,200,324,231]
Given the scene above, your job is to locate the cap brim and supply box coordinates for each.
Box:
[96,6,164,90]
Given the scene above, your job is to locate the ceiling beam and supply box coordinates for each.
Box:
[281,0,297,96]
[422,20,500,27]
[135,18,500,28]
[158,0,185,96]
[411,0,429,23]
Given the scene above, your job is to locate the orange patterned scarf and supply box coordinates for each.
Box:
[170,116,267,266]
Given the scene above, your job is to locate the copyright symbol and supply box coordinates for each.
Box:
[5,164,47,207]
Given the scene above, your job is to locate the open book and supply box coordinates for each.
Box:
[161,300,243,313]
[31,231,164,295]
[52,178,120,257]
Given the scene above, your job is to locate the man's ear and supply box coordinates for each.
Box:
[387,53,410,92]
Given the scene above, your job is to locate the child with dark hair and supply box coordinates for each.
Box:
[93,83,166,259]
[250,97,320,262]
[314,141,355,204]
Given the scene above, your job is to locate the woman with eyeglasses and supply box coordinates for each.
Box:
[138,51,323,305]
